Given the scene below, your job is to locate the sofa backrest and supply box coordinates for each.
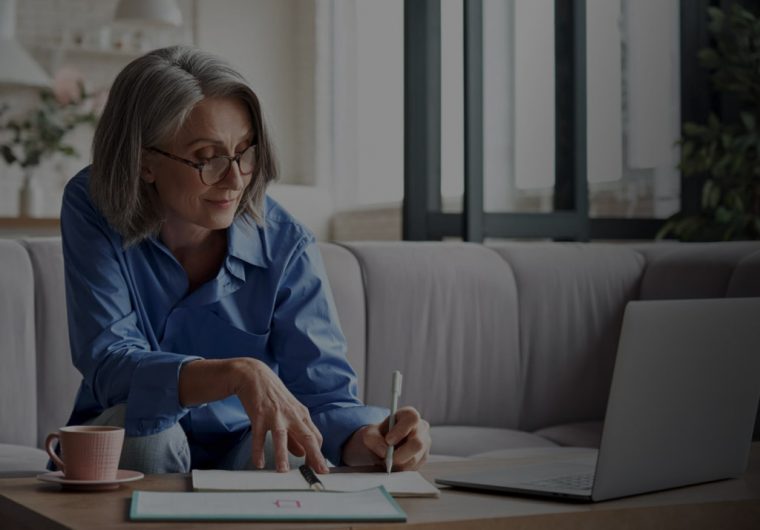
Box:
[488,243,646,432]
[0,240,37,447]
[2,237,759,449]
[22,238,81,448]
[342,242,523,429]
[342,241,760,435]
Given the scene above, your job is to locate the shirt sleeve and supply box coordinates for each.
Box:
[269,235,388,465]
[60,177,201,436]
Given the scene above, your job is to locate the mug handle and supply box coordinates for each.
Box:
[45,432,65,473]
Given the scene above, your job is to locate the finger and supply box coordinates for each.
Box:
[301,413,324,448]
[287,437,306,457]
[361,424,389,458]
[272,427,290,472]
[394,451,425,471]
[386,407,421,445]
[391,433,426,466]
[293,423,329,474]
[251,418,267,470]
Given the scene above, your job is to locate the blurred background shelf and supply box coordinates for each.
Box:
[0,217,60,236]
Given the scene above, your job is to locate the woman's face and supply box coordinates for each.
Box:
[143,96,254,238]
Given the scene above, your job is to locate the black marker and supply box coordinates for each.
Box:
[299,464,325,492]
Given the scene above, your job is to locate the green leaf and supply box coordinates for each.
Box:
[715,206,733,224]
[683,122,707,137]
[58,145,76,156]
[741,112,756,131]
[0,144,17,165]
[698,48,721,68]
[702,180,722,209]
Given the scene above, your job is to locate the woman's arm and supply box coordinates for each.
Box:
[61,174,201,435]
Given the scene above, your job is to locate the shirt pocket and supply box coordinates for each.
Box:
[160,308,272,362]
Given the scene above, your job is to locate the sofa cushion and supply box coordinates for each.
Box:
[489,243,645,432]
[317,243,367,399]
[430,425,557,457]
[21,238,81,448]
[533,420,603,448]
[0,240,37,447]
[0,444,48,477]
[639,242,760,300]
[727,249,760,297]
[343,242,522,429]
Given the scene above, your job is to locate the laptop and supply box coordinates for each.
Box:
[436,297,760,502]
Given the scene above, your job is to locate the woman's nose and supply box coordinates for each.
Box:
[218,159,245,190]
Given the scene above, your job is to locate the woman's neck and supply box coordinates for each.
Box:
[160,221,223,259]
[159,222,228,292]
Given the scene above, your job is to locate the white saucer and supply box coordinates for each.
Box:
[37,469,144,491]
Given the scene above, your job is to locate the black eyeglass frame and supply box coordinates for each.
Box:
[146,145,257,186]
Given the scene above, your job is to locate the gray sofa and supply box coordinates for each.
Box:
[1,237,759,476]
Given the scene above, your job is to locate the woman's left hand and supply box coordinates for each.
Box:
[343,406,431,471]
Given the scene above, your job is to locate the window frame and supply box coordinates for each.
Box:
[403,0,713,242]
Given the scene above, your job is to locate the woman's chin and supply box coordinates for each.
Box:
[200,211,236,230]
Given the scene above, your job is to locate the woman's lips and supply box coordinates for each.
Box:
[206,198,236,208]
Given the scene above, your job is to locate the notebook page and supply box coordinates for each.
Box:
[192,469,306,491]
[193,469,440,497]
[322,471,440,497]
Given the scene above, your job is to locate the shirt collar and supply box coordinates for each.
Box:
[228,215,269,269]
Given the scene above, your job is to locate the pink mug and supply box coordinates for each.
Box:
[45,426,125,481]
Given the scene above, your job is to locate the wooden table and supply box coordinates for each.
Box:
[2,445,760,530]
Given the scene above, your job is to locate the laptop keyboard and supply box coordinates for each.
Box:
[524,472,594,491]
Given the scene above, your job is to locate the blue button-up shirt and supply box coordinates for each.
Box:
[60,168,387,467]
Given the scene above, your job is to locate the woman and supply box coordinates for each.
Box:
[60,45,431,474]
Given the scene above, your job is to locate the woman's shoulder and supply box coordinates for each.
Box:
[62,166,93,204]
[61,166,122,245]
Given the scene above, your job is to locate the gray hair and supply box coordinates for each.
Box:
[90,45,278,246]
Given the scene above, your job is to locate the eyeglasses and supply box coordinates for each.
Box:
[147,144,257,186]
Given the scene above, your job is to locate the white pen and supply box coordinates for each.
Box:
[385,370,403,474]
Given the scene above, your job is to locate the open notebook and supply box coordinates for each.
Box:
[192,467,440,498]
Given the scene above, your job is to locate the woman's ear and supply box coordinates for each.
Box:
[141,170,155,183]
[141,150,156,183]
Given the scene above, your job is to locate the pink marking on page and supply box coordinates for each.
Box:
[274,499,302,508]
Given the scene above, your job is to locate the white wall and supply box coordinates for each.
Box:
[196,0,315,187]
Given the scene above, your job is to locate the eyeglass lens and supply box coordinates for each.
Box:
[203,145,256,185]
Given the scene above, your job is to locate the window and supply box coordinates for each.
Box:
[404,0,699,241]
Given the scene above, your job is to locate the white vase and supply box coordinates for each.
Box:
[0,172,23,217]
[21,171,62,218]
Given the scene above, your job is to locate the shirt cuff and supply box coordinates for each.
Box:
[124,354,203,436]
[312,405,389,466]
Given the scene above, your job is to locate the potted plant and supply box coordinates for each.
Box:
[0,67,100,217]
[658,4,760,241]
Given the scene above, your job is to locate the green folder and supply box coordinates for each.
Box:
[130,486,407,522]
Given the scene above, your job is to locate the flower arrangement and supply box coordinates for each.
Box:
[0,67,102,171]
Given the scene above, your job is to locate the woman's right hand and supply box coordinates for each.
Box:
[178,357,329,474]
[229,358,329,474]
